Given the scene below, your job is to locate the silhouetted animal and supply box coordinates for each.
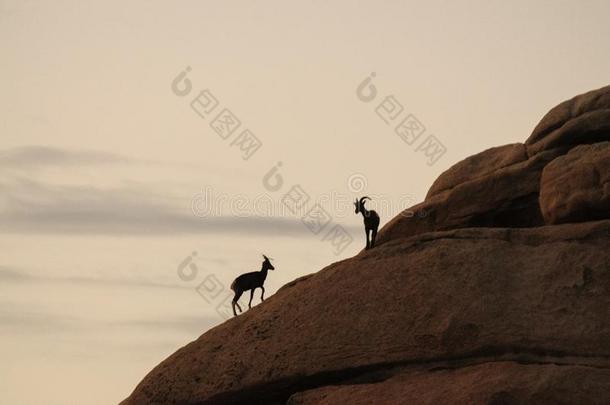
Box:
[354,196,380,249]
[230,255,275,317]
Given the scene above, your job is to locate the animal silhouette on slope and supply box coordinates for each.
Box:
[231,255,275,317]
[354,196,380,249]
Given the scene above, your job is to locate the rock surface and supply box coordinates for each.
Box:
[426,143,527,198]
[527,85,610,155]
[539,142,610,224]
[287,362,610,405]
[123,87,610,405]
[376,148,558,245]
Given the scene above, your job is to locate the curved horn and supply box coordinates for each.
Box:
[359,196,371,205]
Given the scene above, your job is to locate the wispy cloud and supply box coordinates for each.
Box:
[0,145,134,169]
[0,266,32,281]
[0,266,189,290]
[0,146,360,237]
[111,315,218,335]
[0,307,216,336]
[0,177,360,236]
[0,309,82,334]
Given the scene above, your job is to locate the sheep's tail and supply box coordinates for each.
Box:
[230,279,236,291]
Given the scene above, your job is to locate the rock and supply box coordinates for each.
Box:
[122,86,610,405]
[540,142,610,224]
[426,143,527,198]
[377,86,610,244]
[287,362,610,405]
[122,221,610,404]
[376,148,559,245]
[526,85,610,155]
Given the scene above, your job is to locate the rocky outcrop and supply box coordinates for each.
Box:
[287,362,610,405]
[377,85,610,243]
[123,86,610,405]
[376,148,557,245]
[526,85,610,155]
[540,142,610,224]
[426,143,528,198]
[123,220,610,405]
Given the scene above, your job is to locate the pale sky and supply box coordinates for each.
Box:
[2,1,610,404]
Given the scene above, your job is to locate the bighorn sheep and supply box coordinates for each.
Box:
[230,255,275,317]
[354,196,380,249]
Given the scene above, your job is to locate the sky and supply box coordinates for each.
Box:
[2,0,610,404]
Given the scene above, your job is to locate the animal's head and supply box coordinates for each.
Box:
[354,196,370,214]
[262,254,275,271]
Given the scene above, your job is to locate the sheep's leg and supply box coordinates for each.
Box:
[232,291,243,316]
[365,228,370,249]
[260,286,265,301]
[371,228,378,248]
[248,289,254,309]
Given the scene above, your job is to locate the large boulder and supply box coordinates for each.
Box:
[539,142,610,224]
[376,148,558,245]
[123,221,610,404]
[426,143,527,199]
[376,86,610,245]
[123,86,610,405]
[526,85,610,155]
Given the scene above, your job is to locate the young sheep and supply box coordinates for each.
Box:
[230,255,275,317]
[354,196,380,249]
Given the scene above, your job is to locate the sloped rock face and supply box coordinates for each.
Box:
[377,85,610,243]
[123,221,610,405]
[287,362,610,405]
[526,85,610,155]
[540,142,610,224]
[426,143,528,198]
[376,148,557,245]
[123,87,610,405]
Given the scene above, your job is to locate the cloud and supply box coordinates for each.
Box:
[0,145,133,169]
[0,146,361,236]
[112,315,219,335]
[0,267,217,336]
[0,266,32,281]
[0,266,190,290]
[0,145,235,175]
[0,178,360,236]
[0,309,82,334]
[0,306,217,336]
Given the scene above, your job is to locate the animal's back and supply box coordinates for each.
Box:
[231,271,260,291]
[364,210,380,224]
[371,210,380,225]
